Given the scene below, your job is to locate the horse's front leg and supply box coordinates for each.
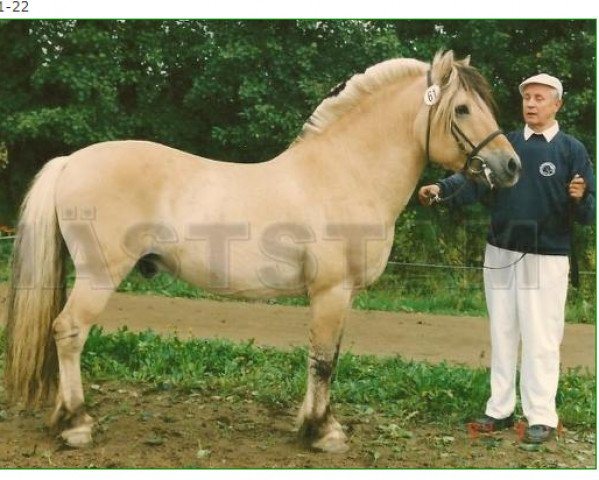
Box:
[298,284,352,453]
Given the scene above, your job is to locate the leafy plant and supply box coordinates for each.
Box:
[77,327,596,430]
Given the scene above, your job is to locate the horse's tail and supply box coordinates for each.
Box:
[4,156,70,407]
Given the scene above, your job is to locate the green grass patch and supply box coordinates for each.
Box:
[80,327,596,430]
[0,239,12,283]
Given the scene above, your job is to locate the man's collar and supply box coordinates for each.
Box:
[524,122,560,142]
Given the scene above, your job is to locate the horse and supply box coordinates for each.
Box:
[3,50,520,453]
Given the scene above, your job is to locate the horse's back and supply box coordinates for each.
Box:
[54,140,311,289]
[63,140,207,188]
[57,139,273,208]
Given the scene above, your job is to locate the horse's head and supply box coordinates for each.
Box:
[423,51,520,188]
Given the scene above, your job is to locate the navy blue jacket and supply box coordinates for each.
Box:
[437,129,595,255]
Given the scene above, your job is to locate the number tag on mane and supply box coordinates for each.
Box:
[424,84,441,106]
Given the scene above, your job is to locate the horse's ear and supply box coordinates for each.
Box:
[431,50,455,87]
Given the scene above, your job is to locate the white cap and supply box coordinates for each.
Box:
[519,73,563,99]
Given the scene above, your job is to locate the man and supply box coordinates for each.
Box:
[418,74,595,443]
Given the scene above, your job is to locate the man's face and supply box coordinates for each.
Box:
[521,83,562,132]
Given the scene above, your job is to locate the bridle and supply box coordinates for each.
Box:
[424,70,503,201]
[423,70,527,270]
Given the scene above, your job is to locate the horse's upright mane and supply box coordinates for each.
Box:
[295,58,428,142]
[294,52,498,143]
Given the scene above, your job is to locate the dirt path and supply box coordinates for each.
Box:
[101,292,595,370]
[0,287,595,370]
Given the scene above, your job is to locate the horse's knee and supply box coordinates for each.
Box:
[52,313,85,352]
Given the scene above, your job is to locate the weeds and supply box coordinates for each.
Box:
[80,327,596,430]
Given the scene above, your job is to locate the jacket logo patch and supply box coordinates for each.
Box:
[539,162,556,177]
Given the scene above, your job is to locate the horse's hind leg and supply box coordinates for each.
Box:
[298,284,352,453]
[49,272,124,447]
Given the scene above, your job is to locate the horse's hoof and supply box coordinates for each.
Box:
[310,427,349,453]
[311,435,350,453]
[61,425,92,448]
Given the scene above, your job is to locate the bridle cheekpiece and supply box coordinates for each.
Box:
[424,70,503,191]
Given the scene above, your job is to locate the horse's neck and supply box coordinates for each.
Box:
[299,83,426,222]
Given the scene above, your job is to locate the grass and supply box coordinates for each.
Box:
[0,239,11,283]
[0,326,595,445]
[78,327,595,430]
[1,328,594,468]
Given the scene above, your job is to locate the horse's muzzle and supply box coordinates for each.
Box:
[471,153,521,189]
[500,155,521,187]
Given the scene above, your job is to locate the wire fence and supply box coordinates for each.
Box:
[1,233,595,276]
[386,260,596,276]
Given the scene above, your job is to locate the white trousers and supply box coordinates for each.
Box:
[483,243,569,428]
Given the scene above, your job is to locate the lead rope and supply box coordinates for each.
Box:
[427,179,469,205]
[483,252,526,270]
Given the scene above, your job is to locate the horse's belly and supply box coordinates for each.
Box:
[171,224,394,296]
[175,245,309,299]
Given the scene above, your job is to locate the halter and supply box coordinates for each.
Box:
[424,70,503,198]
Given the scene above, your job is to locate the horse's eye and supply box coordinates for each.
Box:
[455,104,470,116]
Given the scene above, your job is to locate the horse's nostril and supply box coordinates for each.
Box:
[507,157,520,174]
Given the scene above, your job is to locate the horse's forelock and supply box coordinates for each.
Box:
[456,64,498,117]
[433,61,498,135]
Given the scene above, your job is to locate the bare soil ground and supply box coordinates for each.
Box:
[0,290,595,469]
[0,380,595,469]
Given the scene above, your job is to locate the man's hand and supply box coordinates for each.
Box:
[568,174,587,202]
[418,184,441,206]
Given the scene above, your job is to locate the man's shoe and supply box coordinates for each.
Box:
[523,424,555,444]
[471,413,515,432]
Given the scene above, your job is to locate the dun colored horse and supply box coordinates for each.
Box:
[4,51,520,453]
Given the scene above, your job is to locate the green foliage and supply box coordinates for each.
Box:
[80,327,595,429]
[82,326,309,406]
[0,20,595,305]
[0,239,12,283]
[557,368,597,428]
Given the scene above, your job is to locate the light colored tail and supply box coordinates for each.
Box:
[4,156,70,407]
